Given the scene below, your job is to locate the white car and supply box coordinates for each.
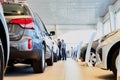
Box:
[96,29,120,76]
[0,2,10,80]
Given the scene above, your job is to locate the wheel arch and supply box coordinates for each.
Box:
[107,41,120,70]
[90,48,96,53]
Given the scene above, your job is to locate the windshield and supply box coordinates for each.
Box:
[2,3,31,15]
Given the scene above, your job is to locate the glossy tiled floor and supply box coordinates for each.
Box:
[4,58,115,80]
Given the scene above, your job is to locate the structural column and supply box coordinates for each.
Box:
[76,41,83,61]
[97,17,103,37]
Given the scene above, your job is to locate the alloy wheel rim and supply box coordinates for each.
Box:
[89,52,96,66]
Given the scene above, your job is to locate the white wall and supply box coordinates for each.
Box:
[46,24,96,49]
[97,0,120,37]
[46,24,96,37]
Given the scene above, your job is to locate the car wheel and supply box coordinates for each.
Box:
[32,44,45,73]
[54,53,58,62]
[46,51,53,66]
[0,39,4,80]
[89,50,96,67]
[111,48,120,76]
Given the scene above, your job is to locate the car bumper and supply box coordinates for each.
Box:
[10,47,40,61]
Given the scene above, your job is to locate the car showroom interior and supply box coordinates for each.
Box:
[1,0,120,80]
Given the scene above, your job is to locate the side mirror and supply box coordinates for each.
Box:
[50,31,55,36]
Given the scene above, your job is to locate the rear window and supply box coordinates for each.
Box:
[2,3,31,15]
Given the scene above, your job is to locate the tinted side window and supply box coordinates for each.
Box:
[34,14,46,33]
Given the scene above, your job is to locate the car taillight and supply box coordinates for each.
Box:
[9,18,34,29]
[28,39,32,49]
[0,2,9,4]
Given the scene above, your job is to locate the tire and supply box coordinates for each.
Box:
[0,40,4,80]
[32,44,45,73]
[82,49,87,61]
[46,50,53,66]
[111,48,119,76]
[54,53,58,62]
[88,49,96,67]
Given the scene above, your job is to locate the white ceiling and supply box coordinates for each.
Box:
[27,0,116,25]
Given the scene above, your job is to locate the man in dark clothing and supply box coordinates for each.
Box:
[61,39,66,60]
[57,39,61,60]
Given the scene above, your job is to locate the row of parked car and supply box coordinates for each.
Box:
[0,2,59,80]
[77,29,120,76]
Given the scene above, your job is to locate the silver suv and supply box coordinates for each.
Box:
[2,2,54,73]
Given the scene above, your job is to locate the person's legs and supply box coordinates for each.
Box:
[62,48,64,60]
[65,52,67,60]
[59,49,61,60]
[62,48,66,60]
[59,53,61,60]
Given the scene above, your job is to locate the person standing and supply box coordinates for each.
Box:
[57,39,62,60]
[70,47,74,58]
[61,39,66,60]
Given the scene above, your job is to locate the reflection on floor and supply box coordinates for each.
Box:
[5,58,115,80]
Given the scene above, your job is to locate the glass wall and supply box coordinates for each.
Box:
[115,9,120,29]
[103,19,111,35]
